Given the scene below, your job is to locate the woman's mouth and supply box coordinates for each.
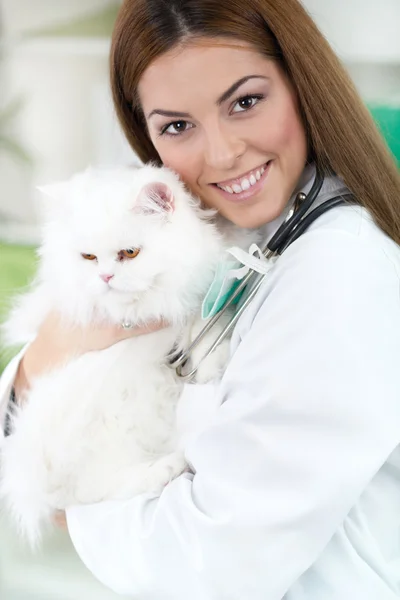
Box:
[211,161,273,203]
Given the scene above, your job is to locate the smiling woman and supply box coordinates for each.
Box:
[138,44,308,228]
[1,1,400,599]
[111,0,400,242]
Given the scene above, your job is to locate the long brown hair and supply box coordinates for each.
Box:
[110,0,400,244]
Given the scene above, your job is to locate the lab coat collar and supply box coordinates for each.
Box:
[260,163,350,246]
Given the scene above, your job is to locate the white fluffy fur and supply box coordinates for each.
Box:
[0,164,257,547]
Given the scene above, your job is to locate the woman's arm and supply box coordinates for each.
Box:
[64,226,400,599]
[0,346,29,437]
[0,313,166,437]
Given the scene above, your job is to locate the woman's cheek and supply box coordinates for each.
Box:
[163,157,200,192]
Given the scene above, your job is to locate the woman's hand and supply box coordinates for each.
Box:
[14,311,167,399]
[54,510,68,531]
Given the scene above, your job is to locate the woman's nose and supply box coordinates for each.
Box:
[100,273,114,284]
[203,126,246,170]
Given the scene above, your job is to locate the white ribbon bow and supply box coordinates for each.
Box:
[226,243,277,279]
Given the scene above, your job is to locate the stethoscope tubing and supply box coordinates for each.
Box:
[168,168,354,379]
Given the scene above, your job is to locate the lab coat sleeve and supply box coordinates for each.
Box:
[67,230,400,598]
[0,345,29,441]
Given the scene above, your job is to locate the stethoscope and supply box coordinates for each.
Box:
[168,166,354,380]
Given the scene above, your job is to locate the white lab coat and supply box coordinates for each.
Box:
[1,170,400,599]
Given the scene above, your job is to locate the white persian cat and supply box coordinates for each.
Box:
[0,164,256,547]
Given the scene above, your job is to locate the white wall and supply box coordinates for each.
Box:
[1,0,118,35]
[0,1,133,243]
[302,0,400,100]
[303,0,400,62]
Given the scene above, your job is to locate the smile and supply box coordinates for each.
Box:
[211,161,273,203]
[214,161,271,194]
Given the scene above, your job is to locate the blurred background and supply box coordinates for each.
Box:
[0,0,399,598]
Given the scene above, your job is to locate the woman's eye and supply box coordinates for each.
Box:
[161,120,193,136]
[81,253,97,261]
[232,95,263,114]
[118,248,141,260]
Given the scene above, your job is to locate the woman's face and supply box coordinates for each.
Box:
[138,39,308,229]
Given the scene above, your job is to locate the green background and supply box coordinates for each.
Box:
[369,104,400,165]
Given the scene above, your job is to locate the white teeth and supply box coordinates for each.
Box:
[216,163,269,194]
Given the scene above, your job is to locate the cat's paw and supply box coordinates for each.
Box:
[188,313,232,384]
[146,451,188,492]
[193,339,230,384]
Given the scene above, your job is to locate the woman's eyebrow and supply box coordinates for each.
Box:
[147,108,192,120]
[147,75,268,120]
[216,75,269,105]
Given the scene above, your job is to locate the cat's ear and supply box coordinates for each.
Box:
[36,180,70,221]
[135,182,175,216]
[36,181,69,203]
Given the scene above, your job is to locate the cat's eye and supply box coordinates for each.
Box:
[81,253,97,261]
[118,248,141,261]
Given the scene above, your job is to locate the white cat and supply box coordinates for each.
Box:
[0,164,257,547]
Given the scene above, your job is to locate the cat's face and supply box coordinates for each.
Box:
[38,165,216,314]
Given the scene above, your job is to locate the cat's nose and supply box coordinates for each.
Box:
[100,273,114,284]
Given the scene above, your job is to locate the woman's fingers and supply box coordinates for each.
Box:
[53,511,68,530]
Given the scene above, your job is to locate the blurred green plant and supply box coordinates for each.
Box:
[0,243,37,373]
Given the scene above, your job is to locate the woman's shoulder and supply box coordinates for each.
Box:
[234,203,400,341]
[284,203,400,278]
[305,203,399,262]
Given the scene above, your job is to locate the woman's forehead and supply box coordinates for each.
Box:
[138,40,276,111]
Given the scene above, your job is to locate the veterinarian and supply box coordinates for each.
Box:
[1,0,400,598]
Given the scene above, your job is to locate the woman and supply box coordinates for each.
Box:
[1,0,400,598]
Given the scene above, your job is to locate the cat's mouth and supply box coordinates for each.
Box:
[105,285,139,301]
[104,273,163,299]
